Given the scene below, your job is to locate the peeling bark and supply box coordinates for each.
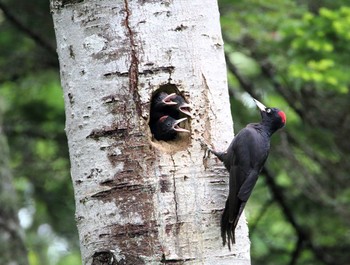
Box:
[51,0,251,264]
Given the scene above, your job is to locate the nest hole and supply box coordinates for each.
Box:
[148,84,191,152]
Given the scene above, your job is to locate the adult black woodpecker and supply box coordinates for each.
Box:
[205,98,286,250]
[152,115,190,141]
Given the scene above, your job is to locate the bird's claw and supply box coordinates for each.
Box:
[198,139,214,159]
[199,139,210,150]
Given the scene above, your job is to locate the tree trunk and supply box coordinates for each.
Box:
[0,110,28,265]
[51,0,250,264]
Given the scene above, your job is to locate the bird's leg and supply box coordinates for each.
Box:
[199,139,226,162]
[210,149,226,163]
[199,139,210,158]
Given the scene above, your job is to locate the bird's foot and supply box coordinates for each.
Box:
[199,139,220,158]
[199,139,210,150]
[198,139,226,161]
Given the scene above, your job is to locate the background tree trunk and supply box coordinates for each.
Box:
[51,0,250,264]
[0,109,28,265]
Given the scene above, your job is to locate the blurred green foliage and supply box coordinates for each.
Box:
[220,0,350,264]
[1,0,350,264]
[0,71,80,264]
[281,6,350,93]
[0,0,79,264]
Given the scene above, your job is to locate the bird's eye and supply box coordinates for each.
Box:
[266,108,271,114]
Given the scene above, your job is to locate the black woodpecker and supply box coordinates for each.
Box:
[152,115,189,141]
[205,98,286,250]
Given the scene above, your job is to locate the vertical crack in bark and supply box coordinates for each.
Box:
[201,73,218,121]
[201,73,214,145]
[124,0,142,117]
[170,155,179,224]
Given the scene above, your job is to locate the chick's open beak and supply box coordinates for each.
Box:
[173,117,190,133]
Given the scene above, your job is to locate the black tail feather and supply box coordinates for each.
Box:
[221,200,236,250]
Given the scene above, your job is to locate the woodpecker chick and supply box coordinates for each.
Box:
[150,92,178,122]
[168,94,192,118]
[149,92,192,141]
[152,116,190,141]
[152,92,177,109]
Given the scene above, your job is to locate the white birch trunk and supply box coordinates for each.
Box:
[51,0,250,264]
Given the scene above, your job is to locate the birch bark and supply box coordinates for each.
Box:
[51,0,250,264]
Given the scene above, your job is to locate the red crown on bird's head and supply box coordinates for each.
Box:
[278,111,286,124]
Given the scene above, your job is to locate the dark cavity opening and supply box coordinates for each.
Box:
[149,84,191,145]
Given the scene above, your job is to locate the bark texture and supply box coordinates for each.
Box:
[51,0,250,264]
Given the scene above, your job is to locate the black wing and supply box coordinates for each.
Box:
[221,126,269,249]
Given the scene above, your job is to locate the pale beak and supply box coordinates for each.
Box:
[173,117,190,133]
[179,103,193,118]
[162,93,177,105]
[253,98,267,112]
